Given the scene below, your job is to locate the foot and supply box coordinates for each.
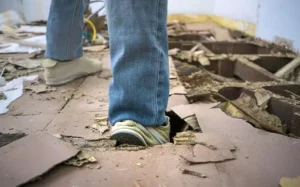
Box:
[111,118,170,146]
[43,57,103,86]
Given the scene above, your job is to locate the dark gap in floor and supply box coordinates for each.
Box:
[0,132,26,147]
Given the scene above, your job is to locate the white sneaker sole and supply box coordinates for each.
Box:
[111,129,148,146]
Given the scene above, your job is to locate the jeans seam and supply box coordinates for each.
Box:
[154,0,160,125]
[66,0,79,59]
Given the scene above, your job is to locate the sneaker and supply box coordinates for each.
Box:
[111,118,170,146]
[43,57,103,86]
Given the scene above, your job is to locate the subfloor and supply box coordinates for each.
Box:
[1,22,300,187]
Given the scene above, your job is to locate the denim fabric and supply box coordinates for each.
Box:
[106,0,169,126]
[46,0,86,61]
[46,0,169,127]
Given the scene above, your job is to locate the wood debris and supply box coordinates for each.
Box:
[180,168,207,178]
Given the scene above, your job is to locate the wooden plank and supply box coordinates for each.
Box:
[234,57,278,82]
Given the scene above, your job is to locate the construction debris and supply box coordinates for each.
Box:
[275,57,300,78]
[218,96,285,134]
[173,132,196,145]
[65,151,97,167]
[180,168,207,178]
[254,90,271,107]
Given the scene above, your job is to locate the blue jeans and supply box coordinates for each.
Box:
[46,0,169,127]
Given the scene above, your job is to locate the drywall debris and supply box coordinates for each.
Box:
[90,124,109,135]
[198,56,210,66]
[185,115,201,131]
[254,91,271,107]
[65,151,97,167]
[180,168,207,178]
[280,176,300,187]
[219,96,285,134]
[173,132,196,145]
[169,48,180,56]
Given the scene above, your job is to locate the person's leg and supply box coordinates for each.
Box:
[107,0,170,145]
[44,0,102,86]
[46,0,85,61]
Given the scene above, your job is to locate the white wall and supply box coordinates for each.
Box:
[214,0,259,23]
[168,0,215,15]
[256,0,300,51]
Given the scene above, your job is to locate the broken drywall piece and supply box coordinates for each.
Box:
[185,115,201,131]
[194,133,236,151]
[181,144,235,164]
[198,56,210,66]
[173,132,196,145]
[280,176,300,187]
[168,48,180,56]
[169,86,187,96]
[0,132,79,187]
[0,75,38,114]
[65,151,97,167]
[254,91,271,107]
[90,124,109,135]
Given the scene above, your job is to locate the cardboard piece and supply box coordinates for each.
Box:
[0,132,79,187]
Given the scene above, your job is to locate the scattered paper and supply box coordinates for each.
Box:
[0,75,38,114]
[19,25,46,34]
[0,35,46,54]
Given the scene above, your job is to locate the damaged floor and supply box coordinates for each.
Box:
[0,21,300,187]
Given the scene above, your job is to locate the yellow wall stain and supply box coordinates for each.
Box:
[168,14,256,36]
